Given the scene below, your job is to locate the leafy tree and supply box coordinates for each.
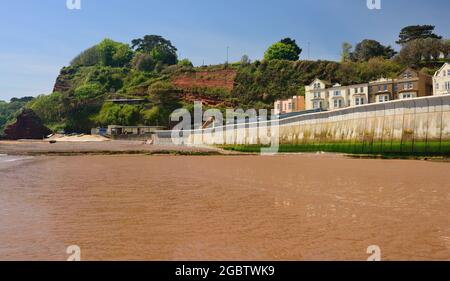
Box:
[96,103,140,126]
[131,35,178,65]
[132,52,155,72]
[240,55,251,66]
[397,25,442,45]
[351,39,396,62]
[177,58,194,68]
[70,45,100,66]
[397,38,447,65]
[422,38,442,61]
[74,83,103,100]
[264,42,299,61]
[442,39,450,58]
[341,42,353,62]
[28,92,62,125]
[396,39,424,66]
[141,106,161,125]
[279,38,302,57]
[97,39,133,67]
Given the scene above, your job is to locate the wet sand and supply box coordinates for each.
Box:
[0,154,449,261]
[0,140,223,155]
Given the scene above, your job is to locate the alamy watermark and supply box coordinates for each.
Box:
[367,0,381,10]
[66,245,81,261]
[170,102,280,155]
[66,0,81,10]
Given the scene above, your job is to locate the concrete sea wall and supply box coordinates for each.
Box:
[156,95,450,154]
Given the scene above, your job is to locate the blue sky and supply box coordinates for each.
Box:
[0,0,449,101]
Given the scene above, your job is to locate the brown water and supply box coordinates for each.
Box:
[0,154,449,261]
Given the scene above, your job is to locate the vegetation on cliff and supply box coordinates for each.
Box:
[0,25,449,134]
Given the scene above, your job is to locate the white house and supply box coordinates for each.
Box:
[305,79,331,110]
[433,63,450,96]
[305,79,369,110]
[327,83,349,110]
[348,83,369,107]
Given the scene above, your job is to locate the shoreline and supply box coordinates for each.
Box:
[1,140,450,161]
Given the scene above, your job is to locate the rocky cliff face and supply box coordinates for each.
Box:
[172,69,236,91]
[4,109,52,140]
[52,67,77,93]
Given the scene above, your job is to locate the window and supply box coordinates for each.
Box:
[334,90,341,96]
[384,85,388,91]
[402,93,412,99]
[360,87,364,93]
[379,95,389,103]
[313,101,322,109]
[288,103,292,110]
[446,82,450,90]
[436,83,439,90]
[277,104,281,110]
[355,97,365,106]
[378,86,382,92]
[354,88,358,94]
[314,92,321,99]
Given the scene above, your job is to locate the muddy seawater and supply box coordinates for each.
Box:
[0,154,449,260]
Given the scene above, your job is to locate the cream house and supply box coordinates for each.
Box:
[433,63,450,96]
[327,83,349,110]
[305,79,331,110]
[305,80,369,110]
[348,83,369,107]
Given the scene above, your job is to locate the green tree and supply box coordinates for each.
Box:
[396,25,442,45]
[280,38,302,57]
[74,83,103,100]
[341,42,353,62]
[132,52,155,72]
[28,92,62,125]
[177,58,194,68]
[240,55,251,66]
[422,38,442,61]
[397,39,424,66]
[70,45,100,66]
[351,39,396,62]
[131,35,178,65]
[442,39,450,59]
[97,39,133,67]
[264,42,299,61]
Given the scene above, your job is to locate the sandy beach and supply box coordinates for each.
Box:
[0,140,224,156]
[0,153,448,261]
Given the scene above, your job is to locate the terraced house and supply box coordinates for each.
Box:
[367,68,432,103]
[392,68,433,100]
[304,79,331,110]
[277,67,436,113]
[433,63,450,96]
[304,80,369,111]
[273,95,305,115]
